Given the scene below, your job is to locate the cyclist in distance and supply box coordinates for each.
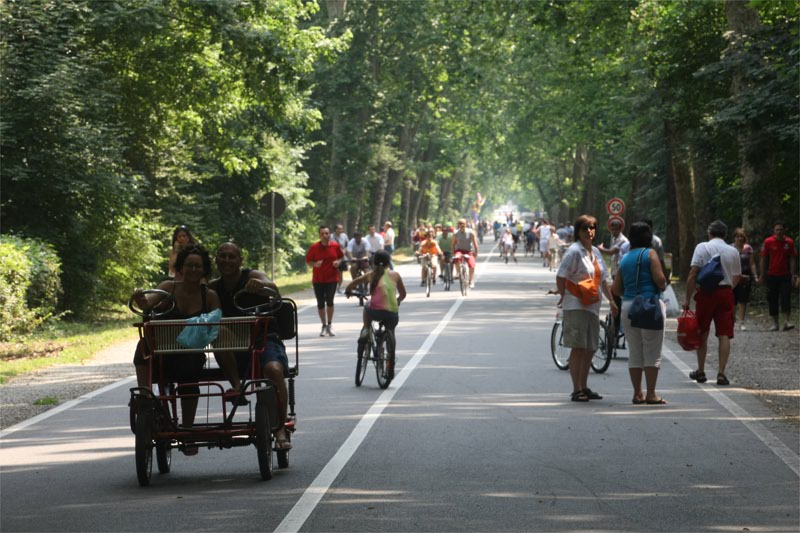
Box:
[346,231,372,280]
[437,225,455,281]
[346,250,407,357]
[415,230,444,285]
[452,218,480,289]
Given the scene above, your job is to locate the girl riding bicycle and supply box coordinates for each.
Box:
[345,250,407,355]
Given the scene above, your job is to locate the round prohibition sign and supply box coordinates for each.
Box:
[607,215,625,232]
[606,198,625,216]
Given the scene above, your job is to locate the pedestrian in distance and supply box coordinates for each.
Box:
[612,222,668,405]
[383,221,395,269]
[757,222,797,331]
[333,224,350,294]
[731,228,756,331]
[683,220,741,386]
[306,225,345,337]
[556,214,618,402]
[168,225,198,280]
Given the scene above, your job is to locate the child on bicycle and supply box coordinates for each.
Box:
[345,250,407,357]
[415,230,444,286]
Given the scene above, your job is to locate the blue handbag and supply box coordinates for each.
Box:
[628,249,664,330]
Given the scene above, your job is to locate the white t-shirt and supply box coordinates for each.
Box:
[610,233,630,276]
[539,225,552,243]
[366,233,385,252]
[334,232,349,250]
[557,242,611,314]
[690,238,741,286]
[548,234,561,250]
[384,228,395,247]
[347,238,371,258]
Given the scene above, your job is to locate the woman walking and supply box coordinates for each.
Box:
[731,228,756,331]
[556,215,617,402]
[612,222,668,405]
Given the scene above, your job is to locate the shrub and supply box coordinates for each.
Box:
[0,240,38,340]
[0,235,62,317]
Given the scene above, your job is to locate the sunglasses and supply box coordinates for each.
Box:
[583,225,596,231]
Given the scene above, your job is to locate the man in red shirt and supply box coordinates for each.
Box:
[306,225,345,336]
[758,222,798,331]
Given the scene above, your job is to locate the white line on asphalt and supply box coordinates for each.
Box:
[275,243,497,533]
[0,376,137,439]
[662,345,800,477]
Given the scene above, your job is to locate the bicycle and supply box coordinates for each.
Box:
[346,290,395,389]
[550,306,613,373]
[453,251,470,296]
[417,253,434,298]
[441,253,453,291]
[349,258,371,307]
[604,312,626,359]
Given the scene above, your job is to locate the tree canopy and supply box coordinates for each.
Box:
[1,0,797,318]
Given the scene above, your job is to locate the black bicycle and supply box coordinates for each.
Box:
[346,290,396,389]
[550,307,613,373]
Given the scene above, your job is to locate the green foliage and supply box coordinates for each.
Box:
[0,235,63,341]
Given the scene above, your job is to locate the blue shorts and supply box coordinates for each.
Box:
[235,339,289,379]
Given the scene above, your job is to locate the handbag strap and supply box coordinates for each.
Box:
[634,248,646,295]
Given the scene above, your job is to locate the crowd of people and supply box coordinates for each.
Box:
[133,214,797,444]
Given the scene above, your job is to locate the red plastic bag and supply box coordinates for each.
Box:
[677,309,701,351]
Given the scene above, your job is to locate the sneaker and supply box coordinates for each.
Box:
[469,281,475,289]
[783,323,795,331]
[739,324,747,332]
[326,324,335,337]
[769,325,779,332]
[320,325,327,337]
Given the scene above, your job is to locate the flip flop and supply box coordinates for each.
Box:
[274,438,292,451]
[646,398,668,405]
[632,398,647,405]
[182,445,199,456]
[570,391,590,402]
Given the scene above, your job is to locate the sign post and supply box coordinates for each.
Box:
[259,192,287,280]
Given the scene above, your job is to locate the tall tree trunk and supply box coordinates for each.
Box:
[400,179,412,246]
[325,112,342,221]
[691,143,713,240]
[371,156,390,229]
[725,0,767,234]
[665,120,696,280]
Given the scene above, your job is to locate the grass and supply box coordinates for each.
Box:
[33,396,59,406]
[0,313,137,385]
[0,251,416,384]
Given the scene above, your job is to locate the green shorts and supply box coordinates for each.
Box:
[562,309,600,351]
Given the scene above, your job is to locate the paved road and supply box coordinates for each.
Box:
[2,242,798,532]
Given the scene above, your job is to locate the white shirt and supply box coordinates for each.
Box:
[539,225,552,242]
[334,232,349,250]
[557,242,611,314]
[366,233,385,252]
[347,238,371,258]
[690,238,741,286]
[384,228,395,247]
[609,233,629,276]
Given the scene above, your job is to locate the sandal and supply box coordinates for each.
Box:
[570,390,590,402]
[274,438,292,451]
[716,374,730,386]
[583,388,603,400]
[632,398,647,405]
[225,388,249,406]
[182,445,199,456]
[689,370,707,383]
[646,397,668,405]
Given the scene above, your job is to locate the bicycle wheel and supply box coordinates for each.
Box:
[460,263,468,296]
[355,338,369,387]
[443,264,451,291]
[550,322,570,370]
[134,408,153,486]
[591,321,613,374]
[384,330,396,381]
[375,333,392,389]
[255,400,273,481]
[425,264,431,297]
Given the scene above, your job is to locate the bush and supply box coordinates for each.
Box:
[0,235,62,316]
[0,235,63,340]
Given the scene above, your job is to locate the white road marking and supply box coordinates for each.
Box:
[662,345,800,477]
[275,243,497,533]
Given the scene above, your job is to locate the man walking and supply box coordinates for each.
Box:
[383,221,395,269]
[333,224,349,294]
[757,222,797,331]
[306,225,344,336]
[682,220,741,386]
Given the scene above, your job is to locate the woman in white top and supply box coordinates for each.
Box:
[556,215,618,402]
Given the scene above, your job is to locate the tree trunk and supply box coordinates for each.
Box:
[725,0,767,234]
[665,119,696,280]
[400,179,412,246]
[326,0,347,19]
[372,157,390,229]
[325,112,342,222]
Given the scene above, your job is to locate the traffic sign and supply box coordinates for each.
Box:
[606,198,625,216]
[607,215,625,232]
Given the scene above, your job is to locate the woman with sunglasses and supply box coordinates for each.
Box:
[555,215,618,402]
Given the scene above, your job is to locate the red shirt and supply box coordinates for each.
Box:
[306,241,344,284]
[760,235,797,276]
